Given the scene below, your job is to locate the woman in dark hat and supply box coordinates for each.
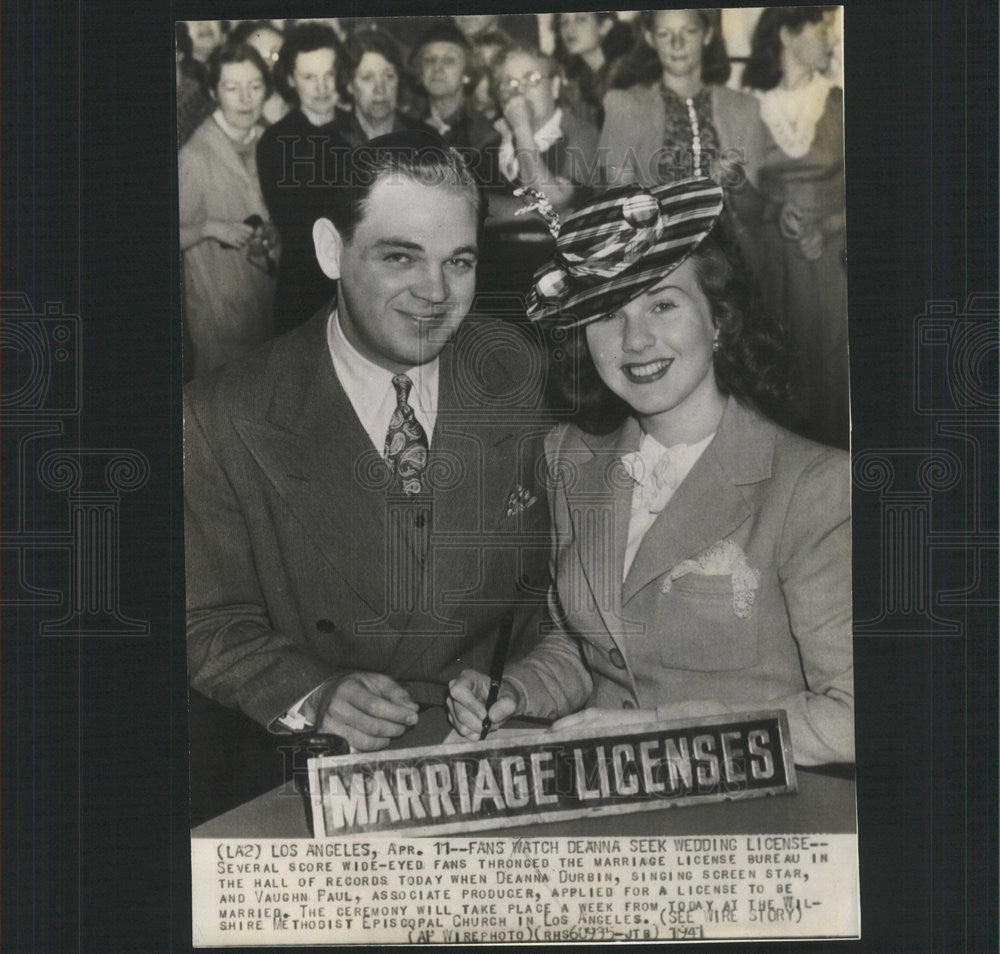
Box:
[409,21,501,176]
[447,179,853,767]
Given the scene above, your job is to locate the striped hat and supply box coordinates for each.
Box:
[525,178,725,329]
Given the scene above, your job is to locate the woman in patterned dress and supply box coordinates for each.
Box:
[599,11,764,191]
[598,10,767,269]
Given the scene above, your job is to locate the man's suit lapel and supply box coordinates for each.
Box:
[622,399,775,605]
[232,312,389,615]
[435,339,531,535]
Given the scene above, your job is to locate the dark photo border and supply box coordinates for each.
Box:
[2,1,996,951]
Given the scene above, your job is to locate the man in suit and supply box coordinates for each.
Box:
[185,132,550,808]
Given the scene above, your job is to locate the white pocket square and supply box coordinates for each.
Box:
[505,484,538,518]
[660,539,761,618]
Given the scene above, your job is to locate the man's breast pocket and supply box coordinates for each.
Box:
[655,573,760,672]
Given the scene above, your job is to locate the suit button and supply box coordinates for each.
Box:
[622,698,637,709]
[315,618,336,633]
[609,647,626,669]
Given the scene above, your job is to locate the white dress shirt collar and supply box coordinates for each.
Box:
[426,104,454,135]
[326,308,439,452]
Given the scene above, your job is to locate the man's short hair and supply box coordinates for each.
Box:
[323,129,487,244]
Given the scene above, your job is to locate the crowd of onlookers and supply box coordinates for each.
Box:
[176,9,848,448]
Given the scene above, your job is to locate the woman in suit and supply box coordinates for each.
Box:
[447,178,853,766]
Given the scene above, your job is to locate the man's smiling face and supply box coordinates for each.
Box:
[336,176,479,372]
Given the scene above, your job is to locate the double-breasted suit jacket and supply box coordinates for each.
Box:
[504,399,854,765]
[185,310,551,728]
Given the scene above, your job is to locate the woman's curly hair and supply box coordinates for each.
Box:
[544,211,794,434]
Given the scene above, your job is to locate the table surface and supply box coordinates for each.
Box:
[193,707,857,839]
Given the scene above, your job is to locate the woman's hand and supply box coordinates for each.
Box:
[203,220,256,248]
[447,670,521,740]
[549,708,658,733]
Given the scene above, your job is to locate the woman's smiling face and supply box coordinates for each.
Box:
[584,257,719,426]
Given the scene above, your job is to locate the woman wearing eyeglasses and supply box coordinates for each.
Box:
[179,42,279,379]
[599,10,765,200]
[473,44,601,298]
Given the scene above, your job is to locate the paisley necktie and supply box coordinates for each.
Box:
[384,374,429,496]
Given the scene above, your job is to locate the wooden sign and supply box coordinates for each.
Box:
[306,711,797,837]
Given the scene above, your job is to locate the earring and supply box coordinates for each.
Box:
[712,330,720,353]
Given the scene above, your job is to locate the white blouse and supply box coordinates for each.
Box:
[620,430,715,579]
